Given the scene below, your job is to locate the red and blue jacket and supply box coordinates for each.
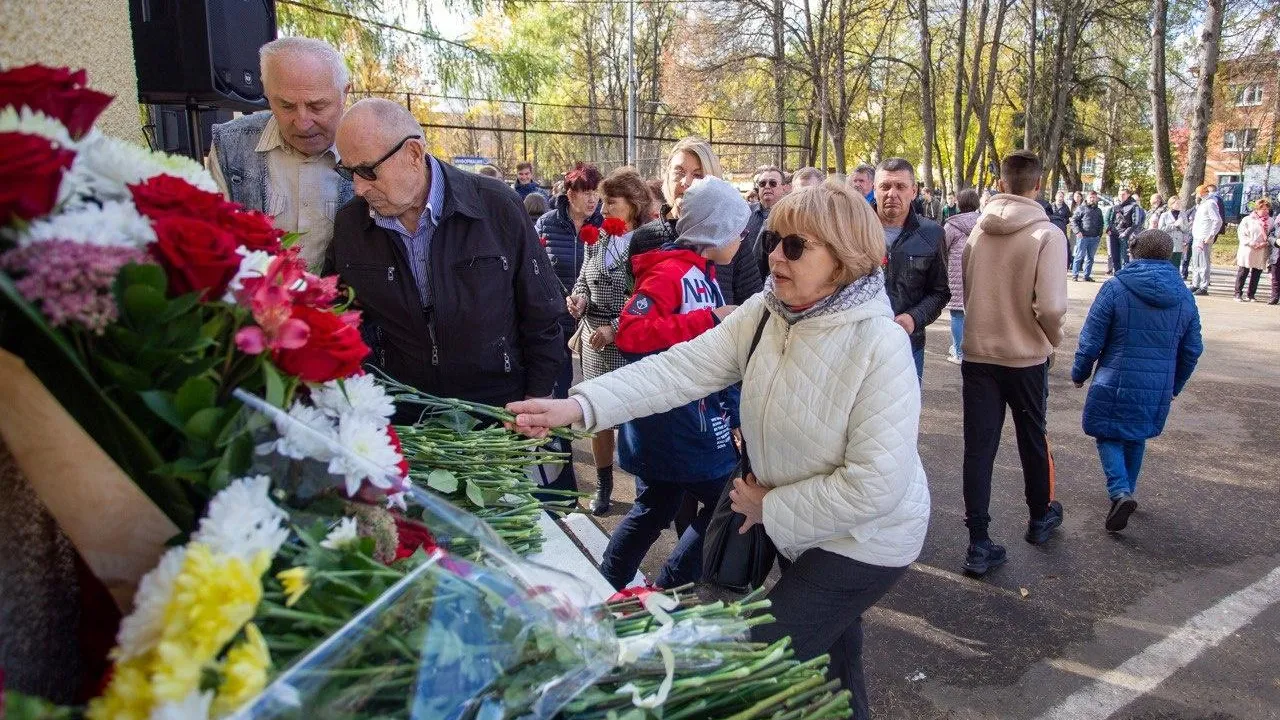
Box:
[615,246,740,482]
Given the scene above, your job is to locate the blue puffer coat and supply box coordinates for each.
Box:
[1071,259,1203,440]
[534,194,602,296]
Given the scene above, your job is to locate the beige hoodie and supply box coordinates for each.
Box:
[962,194,1068,368]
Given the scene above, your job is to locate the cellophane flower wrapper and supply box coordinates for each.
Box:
[230,482,617,720]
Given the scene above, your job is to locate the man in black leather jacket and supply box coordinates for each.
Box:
[875,158,950,382]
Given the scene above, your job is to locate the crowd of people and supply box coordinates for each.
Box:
[202,36,1280,720]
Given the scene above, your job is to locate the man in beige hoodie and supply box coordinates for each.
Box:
[959,150,1069,576]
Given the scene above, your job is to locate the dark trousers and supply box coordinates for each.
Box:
[532,354,578,502]
[1107,232,1128,273]
[1235,266,1263,299]
[600,471,732,590]
[962,361,1056,541]
[1271,262,1280,303]
[751,549,908,720]
[1180,246,1193,278]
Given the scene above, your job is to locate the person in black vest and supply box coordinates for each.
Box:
[208,37,353,271]
[324,98,565,426]
[875,158,950,382]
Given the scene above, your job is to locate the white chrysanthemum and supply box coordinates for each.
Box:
[310,374,395,424]
[224,246,275,301]
[17,200,155,248]
[385,478,414,511]
[61,130,218,204]
[149,690,212,720]
[0,106,73,147]
[327,415,403,497]
[260,402,338,462]
[320,516,360,551]
[113,546,186,661]
[192,475,289,563]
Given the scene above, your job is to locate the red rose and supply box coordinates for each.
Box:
[539,234,549,248]
[579,224,601,246]
[215,209,284,253]
[0,132,75,224]
[386,425,410,479]
[0,65,114,139]
[148,216,242,299]
[272,305,369,383]
[602,217,628,237]
[393,514,439,561]
[129,174,231,221]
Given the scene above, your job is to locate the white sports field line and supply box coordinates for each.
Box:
[1033,564,1280,720]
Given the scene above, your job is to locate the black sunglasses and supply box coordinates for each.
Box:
[760,230,815,261]
[757,179,780,189]
[335,135,420,182]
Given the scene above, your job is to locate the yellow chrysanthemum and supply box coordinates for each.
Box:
[276,566,311,607]
[152,543,263,703]
[212,623,272,717]
[85,659,153,720]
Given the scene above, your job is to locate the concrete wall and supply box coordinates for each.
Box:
[0,0,143,144]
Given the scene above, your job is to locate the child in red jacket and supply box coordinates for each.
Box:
[600,176,750,590]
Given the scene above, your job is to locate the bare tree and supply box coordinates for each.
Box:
[918,0,937,189]
[1149,0,1177,197]
[1025,0,1037,150]
[1179,0,1226,209]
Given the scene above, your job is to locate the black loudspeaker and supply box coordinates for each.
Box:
[149,104,233,157]
[130,0,277,112]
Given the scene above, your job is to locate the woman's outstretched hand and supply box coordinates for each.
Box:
[505,398,585,438]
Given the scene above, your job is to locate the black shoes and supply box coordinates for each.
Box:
[963,539,1008,576]
[1106,494,1138,532]
[590,476,613,516]
[1026,501,1064,545]
[1193,288,1209,296]
[1083,277,1095,282]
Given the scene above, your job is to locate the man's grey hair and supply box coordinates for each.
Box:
[876,157,916,182]
[1129,229,1173,260]
[853,163,876,178]
[792,166,825,184]
[260,37,350,91]
[343,97,424,143]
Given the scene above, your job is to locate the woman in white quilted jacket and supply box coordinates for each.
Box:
[508,180,931,720]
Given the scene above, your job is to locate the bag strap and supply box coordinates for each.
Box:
[740,310,771,477]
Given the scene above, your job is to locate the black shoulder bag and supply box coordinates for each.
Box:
[701,310,777,592]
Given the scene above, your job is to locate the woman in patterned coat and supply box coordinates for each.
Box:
[567,168,654,515]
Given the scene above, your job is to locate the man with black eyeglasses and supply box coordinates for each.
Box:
[746,166,787,278]
[323,98,566,424]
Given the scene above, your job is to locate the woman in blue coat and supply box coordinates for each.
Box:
[1072,229,1203,532]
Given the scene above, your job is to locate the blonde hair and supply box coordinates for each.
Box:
[663,137,722,205]
[766,179,885,284]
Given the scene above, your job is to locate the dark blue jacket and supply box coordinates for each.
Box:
[1072,260,1203,440]
[513,181,546,200]
[535,194,602,296]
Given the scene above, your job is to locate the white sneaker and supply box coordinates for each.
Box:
[946,355,963,365]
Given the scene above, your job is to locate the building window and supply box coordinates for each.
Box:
[1223,128,1259,151]
[1235,83,1264,106]
[1081,158,1097,174]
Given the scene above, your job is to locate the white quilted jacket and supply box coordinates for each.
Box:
[572,291,931,568]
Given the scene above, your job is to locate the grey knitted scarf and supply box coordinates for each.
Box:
[762,270,885,325]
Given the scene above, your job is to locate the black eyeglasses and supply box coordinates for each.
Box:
[760,230,816,261]
[335,135,420,182]
[757,179,780,189]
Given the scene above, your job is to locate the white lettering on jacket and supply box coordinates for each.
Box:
[679,266,723,314]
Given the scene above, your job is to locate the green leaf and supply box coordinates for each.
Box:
[437,409,479,433]
[139,390,184,430]
[426,469,459,494]
[118,262,166,292]
[184,407,224,442]
[209,432,254,491]
[155,293,201,323]
[96,356,154,391]
[122,285,166,325]
[263,361,286,408]
[464,479,487,508]
[174,376,217,421]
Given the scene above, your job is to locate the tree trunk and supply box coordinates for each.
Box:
[953,0,980,188]
[1040,0,1081,190]
[582,9,602,163]
[918,0,936,190]
[965,0,1010,183]
[1149,0,1176,198]
[1178,0,1225,210]
[1024,0,1036,151]
[773,0,787,166]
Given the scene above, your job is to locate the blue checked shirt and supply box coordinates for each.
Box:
[371,155,445,307]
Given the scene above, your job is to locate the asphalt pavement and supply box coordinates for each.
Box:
[568,263,1280,720]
